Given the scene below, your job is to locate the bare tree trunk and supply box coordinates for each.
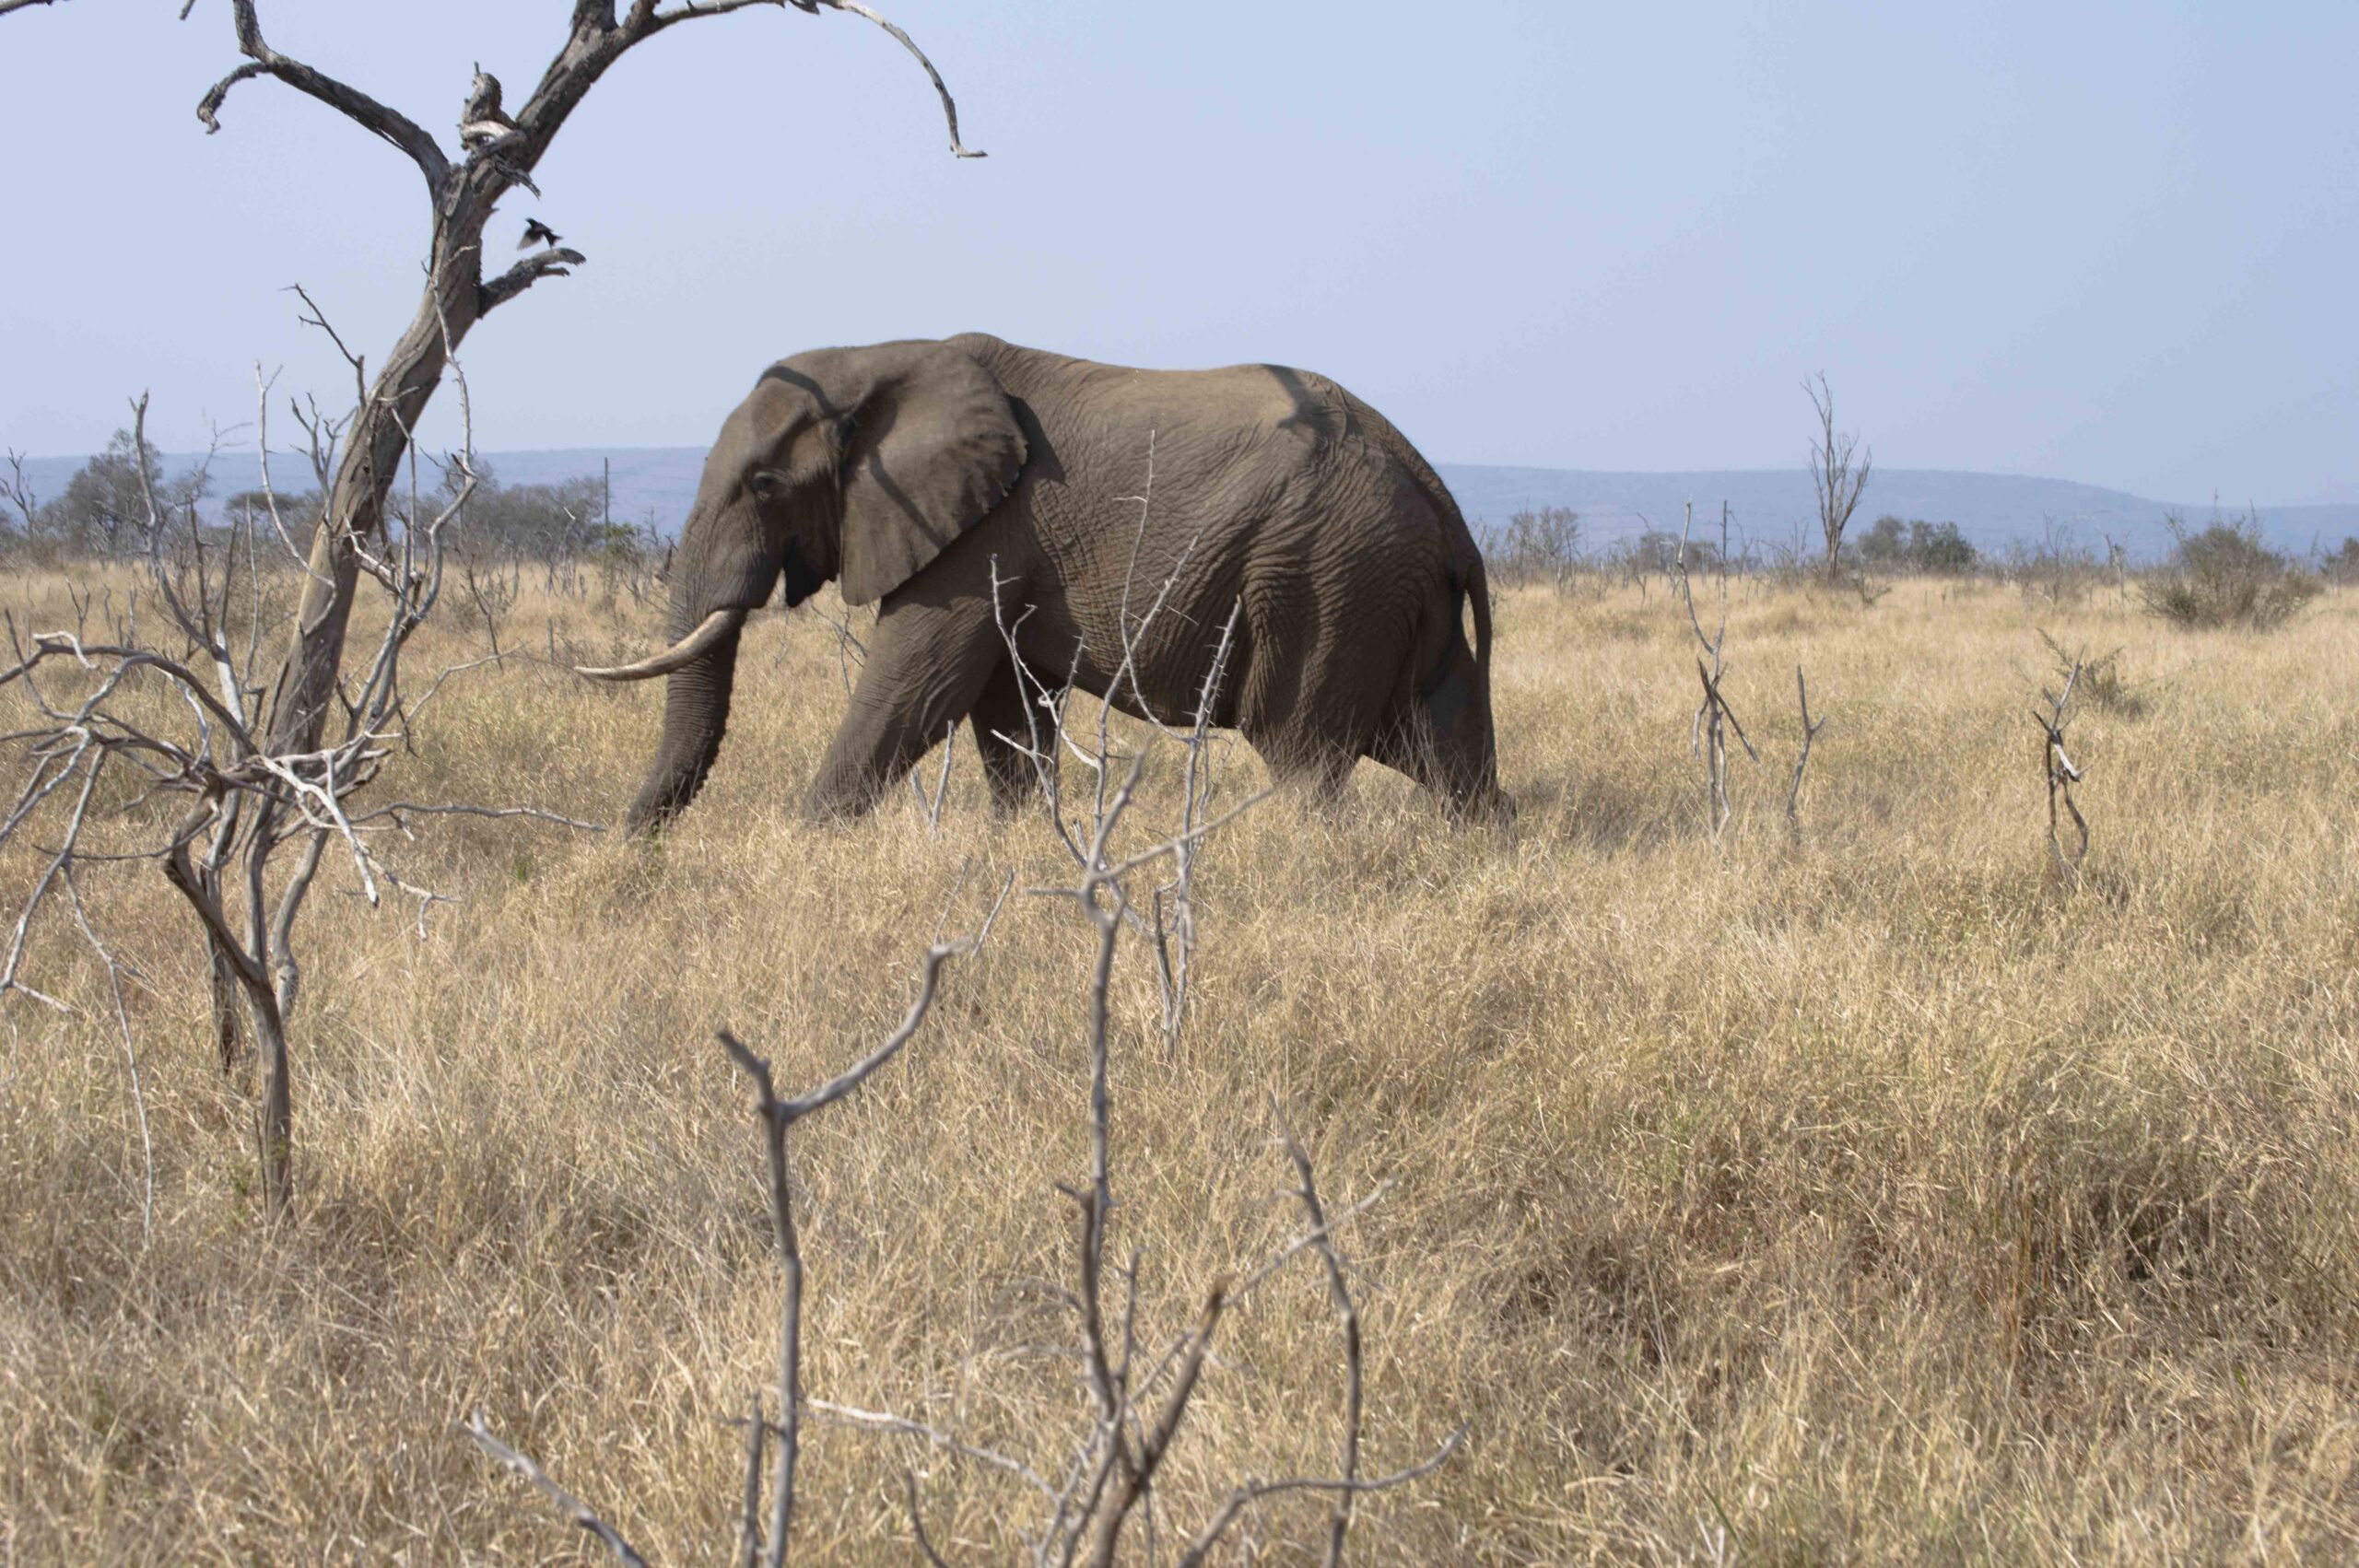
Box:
[263,227,487,757]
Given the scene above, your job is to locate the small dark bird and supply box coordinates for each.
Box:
[521,218,563,252]
[459,62,519,150]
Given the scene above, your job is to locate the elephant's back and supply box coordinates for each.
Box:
[972,333,1475,598]
[971,338,1366,454]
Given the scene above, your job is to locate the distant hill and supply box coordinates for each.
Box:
[15,448,2355,563]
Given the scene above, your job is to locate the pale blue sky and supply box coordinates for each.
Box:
[2,2,2352,503]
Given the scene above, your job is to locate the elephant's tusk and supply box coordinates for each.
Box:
[574,608,745,681]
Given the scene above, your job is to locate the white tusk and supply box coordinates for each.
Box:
[574,608,745,681]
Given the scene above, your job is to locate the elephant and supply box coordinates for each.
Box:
[581,333,1508,831]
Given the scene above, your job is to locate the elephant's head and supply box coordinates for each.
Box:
[579,340,1026,832]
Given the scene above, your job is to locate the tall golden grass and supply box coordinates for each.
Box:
[4,568,2356,1562]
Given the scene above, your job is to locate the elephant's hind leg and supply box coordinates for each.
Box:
[1368,588,1503,818]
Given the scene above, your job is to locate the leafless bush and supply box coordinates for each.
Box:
[2,449,40,561]
[1494,506,1585,591]
[2002,521,2102,609]
[987,437,1264,1044]
[1675,502,1757,840]
[0,340,591,1212]
[458,551,522,664]
[2139,514,2320,632]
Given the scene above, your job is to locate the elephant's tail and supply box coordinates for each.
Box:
[1464,555,1493,689]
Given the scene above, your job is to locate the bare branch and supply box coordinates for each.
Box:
[903,1469,953,1568]
[1675,501,1754,839]
[62,870,156,1248]
[736,1393,768,1568]
[193,2,452,191]
[775,939,968,1119]
[1175,1426,1470,1568]
[810,1399,1054,1502]
[1,450,38,533]
[815,0,987,158]
[704,919,987,1568]
[461,1411,651,1568]
[1272,1103,1361,1568]
[635,0,987,158]
[480,247,589,316]
[1088,1281,1227,1567]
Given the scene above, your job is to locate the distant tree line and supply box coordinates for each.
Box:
[1486,503,2354,633]
[401,458,628,564]
[4,430,665,588]
[3,428,210,556]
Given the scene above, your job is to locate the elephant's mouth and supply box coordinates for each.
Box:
[780,544,825,608]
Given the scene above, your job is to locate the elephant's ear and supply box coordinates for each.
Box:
[838,345,1027,606]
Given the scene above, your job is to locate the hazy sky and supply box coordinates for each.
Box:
[3,2,2352,503]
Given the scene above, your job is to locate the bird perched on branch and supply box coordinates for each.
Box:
[459,62,520,150]
[521,218,563,251]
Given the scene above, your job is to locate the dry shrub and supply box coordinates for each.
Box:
[1492,506,1585,591]
[2003,523,2105,609]
[2037,628,2147,719]
[2141,517,2321,631]
[2323,536,2359,587]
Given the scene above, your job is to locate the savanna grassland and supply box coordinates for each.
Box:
[4,566,2357,1564]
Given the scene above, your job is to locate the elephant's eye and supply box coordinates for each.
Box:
[749,471,783,501]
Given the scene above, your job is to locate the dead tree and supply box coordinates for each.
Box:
[3,1,981,1211]
[1675,501,1757,840]
[2,450,39,540]
[162,0,980,778]
[1805,372,1872,583]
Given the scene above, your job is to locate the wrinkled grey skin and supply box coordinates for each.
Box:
[616,333,1506,832]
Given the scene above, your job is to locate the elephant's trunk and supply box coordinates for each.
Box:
[622,626,745,834]
[613,490,783,833]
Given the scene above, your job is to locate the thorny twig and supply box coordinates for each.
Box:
[1675,501,1756,840]
[1786,664,1825,845]
[2036,661,2090,880]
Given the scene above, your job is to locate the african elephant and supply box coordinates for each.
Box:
[581,333,1507,831]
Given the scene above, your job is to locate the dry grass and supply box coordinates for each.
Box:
[5,568,2359,1563]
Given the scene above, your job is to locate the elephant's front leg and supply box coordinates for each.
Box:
[804,597,1008,821]
[968,654,1056,814]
